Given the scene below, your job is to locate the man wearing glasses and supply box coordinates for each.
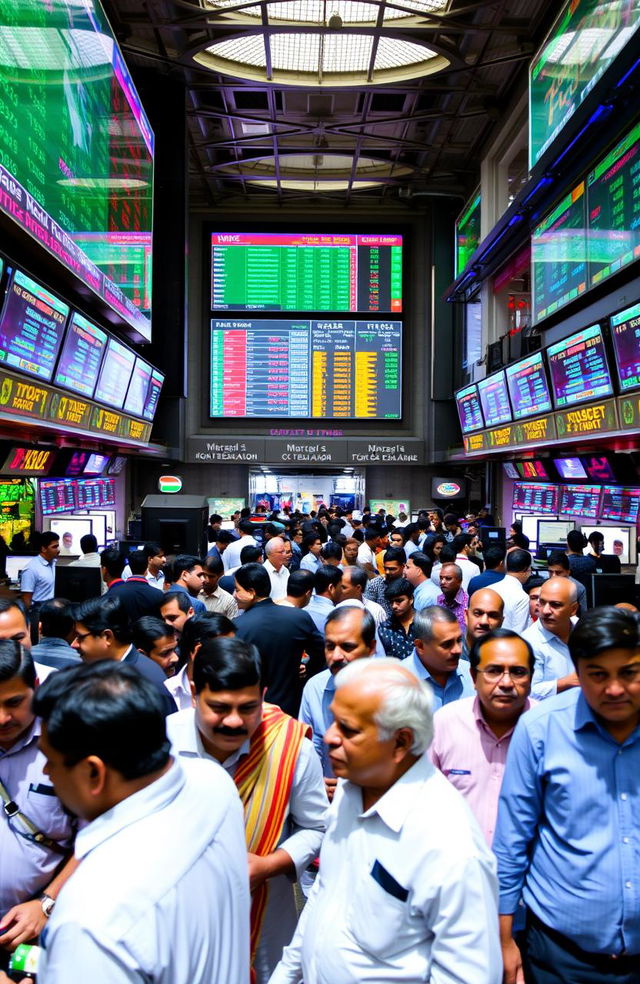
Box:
[430,629,535,846]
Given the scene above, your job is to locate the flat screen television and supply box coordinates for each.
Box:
[581,454,616,482]
[0,269,68,381]
[610,300,640,393]
[512,482,559,514]
[505,351,553,420]
[210,318,401,419]
[532,182,587,324]
[0,0,154,337]
[537,519,575,546]
[477,371,512,427]
[48,517,94,556]
[39,479,78,515]
[515,460,549,480]
[94,338,136,410]
[553,457,588,481]
[503,462,519,479]
[455,191,481,277]
[210,232,403,313]
[83,454,110,476]
[107,456,127,476]
[600,486,640,524]
[76,478,116,510]
[588,574,637,607]
[54,311,107,399]
[54,566,103,604]
[581,525,636,565]
[547,323,613,408]
[559,485,601,520]
[455,383,484,434]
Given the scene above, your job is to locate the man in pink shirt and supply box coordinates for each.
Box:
[430,628,535,845]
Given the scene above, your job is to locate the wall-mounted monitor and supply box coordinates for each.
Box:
[532,182,587,324]
[210,319,401,419]
[76,478,116,509]
[516,514,546,544]
[503,462,519,479]
[512,482,559,514]
[516,460,550,480]
[64,451,91,477]
[124,357,153,418]
[581,454,616,483]
[40,479,78,515]
[0,269,68,381]
[553,457,588,481]
[547,323,613,408]
[210,233,402,313]
[54,312,108,399]
[107,456,127,476]
[455,191,481,277]
[505,351,553,420]
[600,486,640,524]
[581,525,636,565]
[48,517,94,556]
[610,300,640,394]
[94,338,136,410]
[141,368,164,422]
[455,383,484,434]
[83,454,110,476]
[1,447,55,476]
[559,485,601,520]
[537,519,575,546]
[477,371,512,427]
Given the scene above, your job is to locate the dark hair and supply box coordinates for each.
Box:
[80,534,98,554]
[444,513,459,528]
[73,596,131,644]
[452,533,472,553]
[569,606,640,666]
[468,627,535,673]
[383,546,406,566]
[239,545,262,564]
[389,528,407,544]
[483,545,506,570]
[342,565,368,591]
[547,550,570,571]
[214,530,236,545]
[567,530,586,552]
[385,577,414,601]
[159,591,193,615]
[128,550,148,576]
[100,547,125,580]
[439,544,457,565]
[363,527,380,543]
[325,606,376,647]
[132,616,177,654]
[510,521,522,534]
[524,575,546,595]
[180,612,236,658]
[170,555,203,582]
[587,531,604,548]
[407,551,432,577]
[204,555,224,576]
[33,662,170,780]
[431,507,444,521]
[39,599,74,640]
[286,569,315,598]
[192,636,262,694]
[506,549,532,573]
[302,532,322,555]
[238,519,255,535]
[40,531,60,549]
[0,638,36,687]
[209,514,223,525]
[509,532,530,550]
[321,541,343,562]
[314,564,343,595]
[143,542,163,559]
[234,562,271,598]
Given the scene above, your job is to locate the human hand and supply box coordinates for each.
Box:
[501,936,524,984]
[0,900,45,951]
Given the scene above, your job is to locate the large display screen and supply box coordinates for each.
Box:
[94,338,136,410]
[0,269,68,381]
[210,233,402,313]
[547,323,613,408]
[54,311,108,399]
[516,461,549,480]
[532,183,587,323]
[610,300,640,393]
[455,192,481,277]
[587,119,640,289]
[505,351,553,420]
[40,479,78,515]
[455,383,484,434]
[210,319,401,419]
[77,478,116,509]
[0,0,153,338]
[512,482,559,514]
[559,484,601,519]
[554,457,588,481]
[477,371,512,427]
[582,454,616,482]
[600,485,640,524]
[529,0,640,168]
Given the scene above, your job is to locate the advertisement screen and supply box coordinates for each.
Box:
[547,324,613,408]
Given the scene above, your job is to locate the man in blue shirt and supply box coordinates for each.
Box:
[401,605,474,708]
[494,606,640,983]
[20,532,59,644]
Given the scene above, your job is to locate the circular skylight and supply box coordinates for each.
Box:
[204,0,448,24]
[218,152,412,191]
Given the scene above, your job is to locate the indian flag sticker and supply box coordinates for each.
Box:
[158,475,183,494]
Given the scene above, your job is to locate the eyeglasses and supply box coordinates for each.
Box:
[477,666,530,682]
[74,630,95,642]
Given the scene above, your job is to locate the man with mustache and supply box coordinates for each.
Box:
[167,636,327,984]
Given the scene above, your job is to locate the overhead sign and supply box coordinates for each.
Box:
[187,437,425,465]
[1,447,56,476]
[158,475,183,494]
[431,478,465,499]
[462,399,619,455]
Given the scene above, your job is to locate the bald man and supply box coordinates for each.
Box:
[522,577,578,699]
[463,588,504,660]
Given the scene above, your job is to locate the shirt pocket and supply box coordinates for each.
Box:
[347,860,414,959]
[24,785,74,845]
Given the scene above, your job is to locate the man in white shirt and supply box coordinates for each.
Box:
[167,636,327,984]
[491,548,532,634]
[521,576,579,699]
[451,533,482,592]
[403,551,440,611]
[263,537,290,601]
[356,528,382,579]
[270,659,501,984]
[31,660,250,984]
[223,519,258,572]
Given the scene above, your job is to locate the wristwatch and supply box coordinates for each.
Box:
[40,894,55,918]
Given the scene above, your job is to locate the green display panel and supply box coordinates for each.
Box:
[532,182,587,323]
[529,0,640,169]
[0,0,154,338]
[455,192,481,276]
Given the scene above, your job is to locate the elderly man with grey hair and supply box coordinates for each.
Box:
[263,536,290,601]
[401,605,475,709]
[270,659,501,984]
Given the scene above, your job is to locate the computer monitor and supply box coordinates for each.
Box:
[5,556,33,585]
[46,517,94,557]
[480,527,506,549]
[588,574,637,608]
[536,519,575,547]
[54,566,103,603]
[580,526,636,565]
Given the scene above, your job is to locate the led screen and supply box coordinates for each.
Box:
[582,525,634,564]
[477,371,512,427]
[547,324,613,408]
[587,119,640,290]
[0,269,68,381]
[529,0,640,168]
[123,359,164,421]
[40,479,78,515]
[107,456,127,475]
[211,233,402,313]
[503,462,519,479]
[83,454,109,475]
[65,451,90,477]
[50,518,93,555]
[537,519,575,544]
[512,482,559,514]
[141,368,164,421]
[600,485,640,524]
[505,351,553,420]
[559,485,601,519]
[554,457,588,481]
[582,454,616,482]
[532,183,587,323]
[455,383,484,434]
[516,461,549,480]
[54,311,107,399]
[94,338,136,410]
[77,478,116,509]
[0,0,153,337]
[455,192,481,277]
[210,319,401,419]
[610,300,640,393]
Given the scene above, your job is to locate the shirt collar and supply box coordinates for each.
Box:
[572,690,640,746]
[535,621,568,647]
[356,754,435,832]
[473,695,531,740]
[0,717,40,758]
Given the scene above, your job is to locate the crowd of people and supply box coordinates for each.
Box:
[0,502,638,983]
